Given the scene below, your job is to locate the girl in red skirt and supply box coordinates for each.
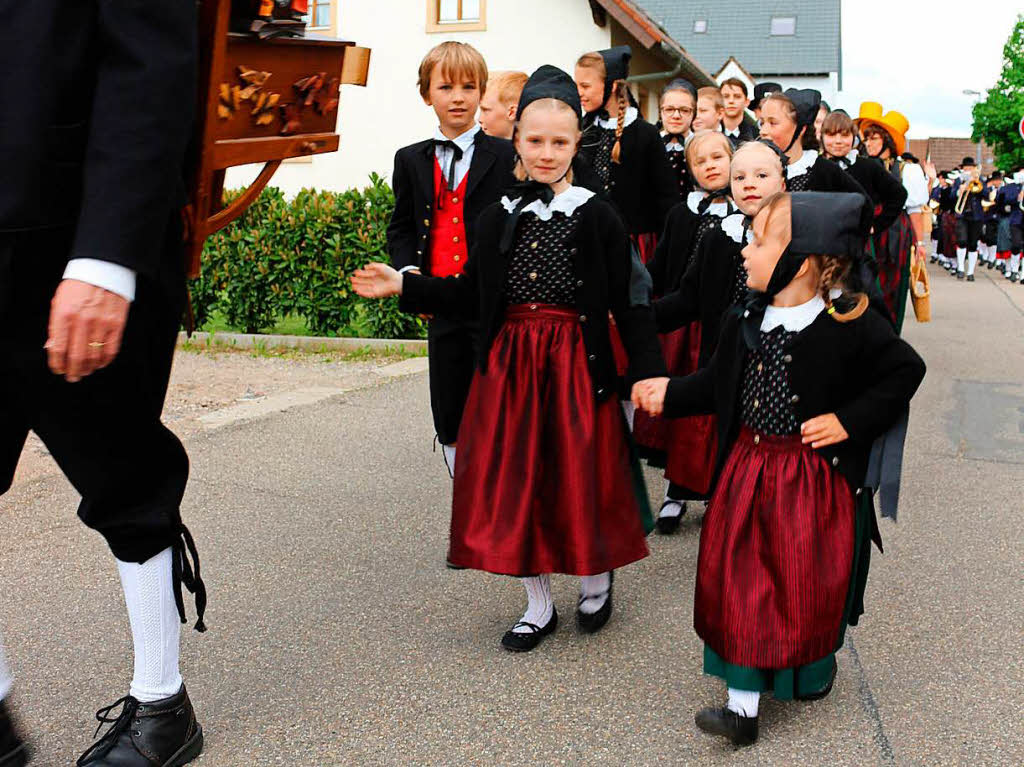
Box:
[634,191,926,746]
[352,66,666,652]
[649,140,787,534]
[638,131,734,531]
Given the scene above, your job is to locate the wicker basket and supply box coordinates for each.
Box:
[910,253,931,323]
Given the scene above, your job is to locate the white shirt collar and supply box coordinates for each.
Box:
[596,106,638,130]
[686,190,731,218]
[500,186,595,220]
[844,149,858,164]
[723,124,740,138]
[661,130,688,152]
[433,123,480,151]
[761,295,826,333]
[787,149,818,178]
[721,213,752,244]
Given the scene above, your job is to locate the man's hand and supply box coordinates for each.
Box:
[800,413,849,449]
[632,377,670,416]
[46,280,130,383]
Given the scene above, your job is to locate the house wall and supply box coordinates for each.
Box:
[715,60,753,97]
[225,0,611,196]
[760,73,838,107]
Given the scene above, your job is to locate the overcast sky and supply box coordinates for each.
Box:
[836,4,1020,139]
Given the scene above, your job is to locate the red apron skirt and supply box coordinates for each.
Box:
[694,427,856,669]
[448,304,650,577]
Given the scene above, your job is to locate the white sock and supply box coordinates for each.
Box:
[442,444,456,478]
[578,572,611,615]
[514,575,553,633]
[117,548,183,703]
[727,687,760,717]
[967,251,978,276]
[1011,254,1021,275]
[956,247,966,272]
[659,481,684,518]
[620,400,636,431]
[0,636,11,701]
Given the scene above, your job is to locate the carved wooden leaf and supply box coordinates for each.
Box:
[237,66,271,87]
[255,112,275,126]
[239,85,260,101]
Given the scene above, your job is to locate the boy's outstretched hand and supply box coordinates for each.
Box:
[800,413,849,448]
[351,262,403,298]
[632,377,670,416]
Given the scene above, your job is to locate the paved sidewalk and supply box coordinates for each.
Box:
[0,263,1021,766]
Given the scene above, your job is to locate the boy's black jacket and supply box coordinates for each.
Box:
[663,301,926,492]
[400,196,667,399]
[386,132,516,272]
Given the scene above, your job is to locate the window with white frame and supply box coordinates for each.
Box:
[427,0,486,32]
[303,0,331,29]
[770,16,796,36]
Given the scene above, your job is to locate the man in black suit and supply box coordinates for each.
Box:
[0,4,205,765]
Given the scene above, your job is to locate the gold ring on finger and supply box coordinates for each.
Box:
[88,341,106,348]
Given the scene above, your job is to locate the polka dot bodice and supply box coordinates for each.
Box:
[741,326,801,435]
[730,250,749,305]
[665,148,692,196]
[786,170,811,191]
[688,213,722,272]
[505,210,581,305]
[589,129,616,188]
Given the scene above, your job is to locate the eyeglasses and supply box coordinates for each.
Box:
[661,107,693,116]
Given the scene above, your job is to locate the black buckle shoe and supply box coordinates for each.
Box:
[501,607,558,652]
[577,571,614,634]
[795,657,838,702]
[655,500,686,535]
[695,706,758,747]
[0,700,29,767]
[77,686,203,766]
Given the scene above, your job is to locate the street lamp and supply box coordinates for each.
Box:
[963,89,983,167]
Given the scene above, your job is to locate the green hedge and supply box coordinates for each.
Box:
[189,174,425,339]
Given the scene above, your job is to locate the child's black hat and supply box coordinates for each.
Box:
[783,88,822,137]
[665,77,698,100]
[751,81,782,110]
[598,46,632,83]
[517,65,582,124]
[788,191,870,259]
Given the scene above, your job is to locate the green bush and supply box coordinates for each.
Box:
[188,174,426,339]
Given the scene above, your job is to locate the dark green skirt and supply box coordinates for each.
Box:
[703,492,875,700]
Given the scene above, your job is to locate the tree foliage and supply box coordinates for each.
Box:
[973,14,1024,170]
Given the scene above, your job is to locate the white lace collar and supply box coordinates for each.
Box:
[787,149,818,179]
[686,190,731,218]
[596,106,638,130]
[721,213,752,244]
[761,294,826,333]
[500,185,595,220]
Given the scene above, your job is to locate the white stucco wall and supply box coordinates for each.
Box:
[225,0,610,196]
[763,73,839,108]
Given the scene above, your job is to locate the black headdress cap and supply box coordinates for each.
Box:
[753,138,790,179]
[599,45,632,83]
[782,88,822,148]
[665,77,698,100]
[751,81,782,110]
[517,65,582,125]
[741,192,869,349]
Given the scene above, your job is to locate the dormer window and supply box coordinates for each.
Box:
[770,16,796,36]
[694,19,708,33]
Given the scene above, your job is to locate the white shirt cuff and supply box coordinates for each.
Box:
[398,265,421,274]
[63,259,137,302]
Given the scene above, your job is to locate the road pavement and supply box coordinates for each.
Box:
[1,261,1022,766]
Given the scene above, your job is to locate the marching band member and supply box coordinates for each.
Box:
[997,170,1024,282]
[951,156,985,281]
[353,66,666,652]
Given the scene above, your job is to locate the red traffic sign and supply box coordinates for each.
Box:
[1020,116,1024,140]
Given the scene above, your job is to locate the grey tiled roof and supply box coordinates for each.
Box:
[633,0,841,76]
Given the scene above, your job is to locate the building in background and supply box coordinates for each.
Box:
[632,0,842,104]
[227,0,713,195]
[907,137,998,174]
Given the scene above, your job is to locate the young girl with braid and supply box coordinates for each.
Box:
[633,131,734,529]
[574,46,679,262]
[633,192,925,747]
[352,66,666,653]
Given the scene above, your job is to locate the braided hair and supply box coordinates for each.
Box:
[611,80,628,164]
[817,254,868,321]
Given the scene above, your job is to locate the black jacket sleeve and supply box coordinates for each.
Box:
[69,1,197,275]
[601,204,667,383]
[870,161,909,233]
[834,310,926,445]
[386,148,419,272]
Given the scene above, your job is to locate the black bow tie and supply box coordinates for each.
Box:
[428,139,465,191]
[663,133,685,146]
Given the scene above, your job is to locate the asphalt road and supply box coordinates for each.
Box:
[1,261,1022,766]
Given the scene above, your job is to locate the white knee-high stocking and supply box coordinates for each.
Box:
[579,572,611,615]
[967,250,979,276]
[442,444,456,478]
[1011,253,1021,275]
[956,247,966,272]
[727,687,760,717]
[514,575,553,633]
[0,635,11,701]
[117,547,183,703]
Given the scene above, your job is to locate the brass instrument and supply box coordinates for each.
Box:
[954,171,983,215]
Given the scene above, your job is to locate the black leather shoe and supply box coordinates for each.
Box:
[501,607,558,652]
[577,571,614,634]
[0,700,28,767]
[957,270,965,280]
[655,500,686,535]
[695,706,758,747]
[77,686,203,766]
[795,657,838,702]
[967,274,976,282]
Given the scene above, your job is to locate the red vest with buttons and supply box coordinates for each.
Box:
[428,159,469,278]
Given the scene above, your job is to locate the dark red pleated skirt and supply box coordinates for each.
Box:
[631,321,716,496]
[449,304,650,576]
[694,427,856,669]
[632,232,658,265]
